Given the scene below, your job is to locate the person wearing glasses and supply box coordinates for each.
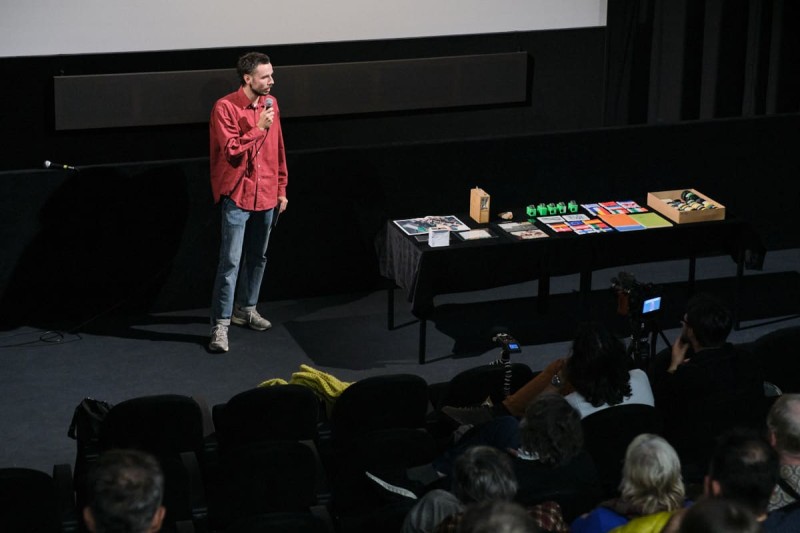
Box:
[648,292,765,478]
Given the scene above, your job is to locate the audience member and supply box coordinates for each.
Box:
[705,428,778,520]
[83,448,166,533]
[766,393,800,510]
[648,293,765,472]
[677,498,760,533]
[431,393,599,513]
[571,433,686,533]
[667,428,779,531]
[442,322,654,426]
[457,500,542,533]
[402,445,518,533]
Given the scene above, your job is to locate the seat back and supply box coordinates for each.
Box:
[226,511,331,533]
[753,325,800,393]
[330,374,429,441]
[580,403,663,498]
[431,363,536,410]
[221,441,318,516]
[100,394,204,454]
[213,385,320,449]
[0,467,73,533]
[92,395,207,532]
[326,374,436,531]
[210,385,330,528]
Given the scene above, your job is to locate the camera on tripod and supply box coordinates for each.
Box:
[611,271,663,320]
[611,272,666,369]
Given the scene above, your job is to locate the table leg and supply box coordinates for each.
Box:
[418,319,427,364]
[580,269,592,318]
[387,286,395,330]
[733,243,744,330]
[537,275,550,313]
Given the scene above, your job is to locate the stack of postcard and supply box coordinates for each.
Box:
[497,221,549,239]
[455,229,497,241]
[581,200,649,216]
[537,214,614,234]
[394,215,470,236]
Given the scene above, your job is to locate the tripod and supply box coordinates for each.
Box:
[626,314,671,370]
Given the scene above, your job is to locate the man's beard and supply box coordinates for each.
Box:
[250,83,271,96]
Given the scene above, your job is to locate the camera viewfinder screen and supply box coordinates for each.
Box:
[642,296,661,314]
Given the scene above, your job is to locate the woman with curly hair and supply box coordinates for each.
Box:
[442,322,654,426]
[422,393,600,526]
[571,433,688,533]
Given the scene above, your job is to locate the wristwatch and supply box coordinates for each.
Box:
[550,372,563,389]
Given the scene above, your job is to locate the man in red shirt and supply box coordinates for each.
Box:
[208,51,288,353]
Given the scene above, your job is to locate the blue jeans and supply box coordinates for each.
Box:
[210,197,274,325]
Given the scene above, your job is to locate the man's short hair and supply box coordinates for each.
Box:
[707,429,780,516]
[767,393,800,456]
[685,292,732,347]
[85,448,164,533]
[458,500,540,533]
[679,497,760,533]
[451,445,517,504]
[236,52,271,85]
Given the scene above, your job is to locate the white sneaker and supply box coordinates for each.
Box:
[231,306,272,331]
[208,324,229,353]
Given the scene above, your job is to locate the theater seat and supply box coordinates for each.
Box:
[752,325,800,393]
[80,394,210,533]
[429,362,537,411]
[215,440,331,531]
[0,465,78,533]
[210,385,331,530]
[581,403,663,499]
[324,374,435,533]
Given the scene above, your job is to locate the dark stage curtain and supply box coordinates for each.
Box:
[604,0,800,126]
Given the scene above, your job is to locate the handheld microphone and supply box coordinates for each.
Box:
[43,160,78,171]
[265,97,273,108]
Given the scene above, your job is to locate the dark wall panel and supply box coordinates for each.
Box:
[0,28,604,171]
[54,53,528,129]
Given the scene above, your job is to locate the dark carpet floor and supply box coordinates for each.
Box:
[1,248,798,474]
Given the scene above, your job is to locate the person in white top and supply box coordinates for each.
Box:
[565,368,654,419]
[442,321,654,426]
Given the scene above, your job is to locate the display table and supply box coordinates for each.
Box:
[376,210,748,363]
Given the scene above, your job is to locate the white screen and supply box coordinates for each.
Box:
[0,0,606,58]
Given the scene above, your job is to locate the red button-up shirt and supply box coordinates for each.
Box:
[209,87,287,211]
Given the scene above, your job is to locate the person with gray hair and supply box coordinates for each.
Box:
[571,433,686,532]
[458,500,542,533]
[767,393,800,511]
[401,445,517,533]
[83,449,166,533]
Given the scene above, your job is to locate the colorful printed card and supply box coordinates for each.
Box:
[599,213,646,231]
[582,201,648,217]
[629,212,672,228]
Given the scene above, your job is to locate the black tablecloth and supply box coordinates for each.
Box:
[376,210,746,317]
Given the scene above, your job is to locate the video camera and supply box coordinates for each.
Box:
[611,272,662,320]
[492,332,522,355]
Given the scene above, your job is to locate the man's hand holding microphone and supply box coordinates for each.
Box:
[257,97,274,130]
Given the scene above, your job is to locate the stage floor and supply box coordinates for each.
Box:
[1,248,798,474]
